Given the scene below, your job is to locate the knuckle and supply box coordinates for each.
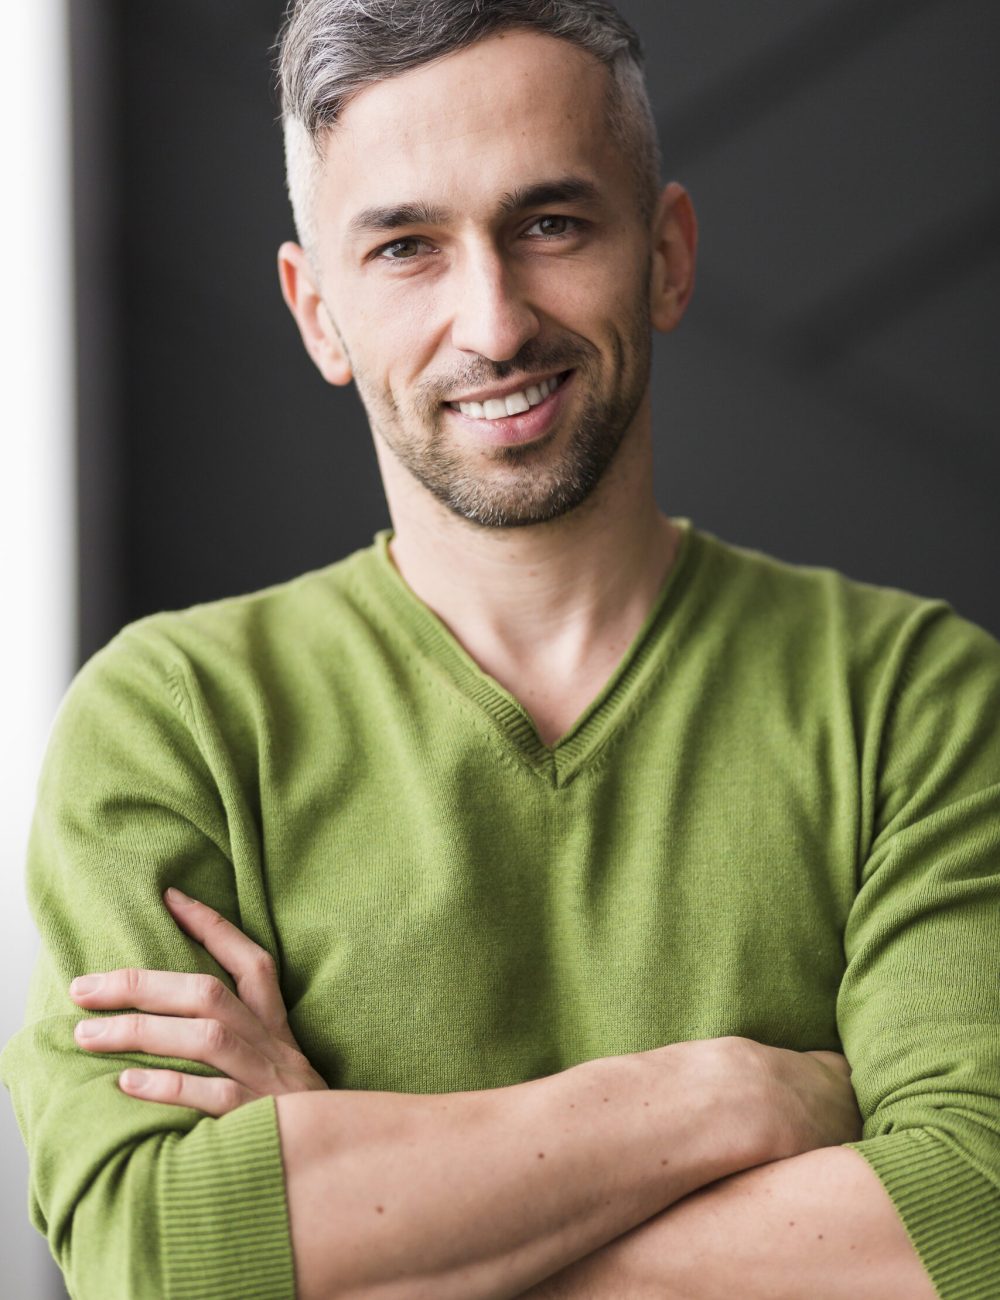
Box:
[201,1018,230,1052]
[283,1047,316,1083]
[194,973,227,1010]
[218,1079,243,1111]
[250,948,277,981]
[121,1014,145,1042]
[278,1043,306,1070]
[163,1072,185,1102]
[123,967,144,1000]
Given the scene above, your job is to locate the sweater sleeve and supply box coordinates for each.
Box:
[0,625,296,1300]
[837,603,1000,1300]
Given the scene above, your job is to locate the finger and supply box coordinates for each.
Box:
[69,967,283,1061]
[118,1067,253,1117]
[163,889,292,1038]
[74,1012,280,1096]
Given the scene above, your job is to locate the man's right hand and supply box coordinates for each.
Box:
[759,1041,864,1157]
[621,1036,862,1174]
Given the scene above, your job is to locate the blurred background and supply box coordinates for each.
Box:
[3,0,997,1293]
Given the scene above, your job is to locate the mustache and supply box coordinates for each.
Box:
[416,337,599,409]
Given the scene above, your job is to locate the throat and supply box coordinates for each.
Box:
[480,653,632,749]
[529,701,594,749]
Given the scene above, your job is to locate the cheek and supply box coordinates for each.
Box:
[348,288,443,389]
[534,251,649,338]
[601,256,654,343]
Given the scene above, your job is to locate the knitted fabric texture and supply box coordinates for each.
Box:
[3,522,999,1298]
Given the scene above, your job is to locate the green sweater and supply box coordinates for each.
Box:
[3,521,1000,1300]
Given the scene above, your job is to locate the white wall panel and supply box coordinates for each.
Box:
[0,0,75,1295]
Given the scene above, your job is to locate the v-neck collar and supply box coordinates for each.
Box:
[353,519,700,788]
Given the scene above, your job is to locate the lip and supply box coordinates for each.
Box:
[444,369,569,407]
[444,370,574,447]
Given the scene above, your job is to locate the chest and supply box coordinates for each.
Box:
[264,714,858,1093]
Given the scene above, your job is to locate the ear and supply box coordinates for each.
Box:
[648,182,698,334]
[277,242,353,386]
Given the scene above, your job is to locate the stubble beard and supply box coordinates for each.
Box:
[356,292,653,530]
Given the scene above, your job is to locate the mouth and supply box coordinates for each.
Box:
[442,370,574,447]
[445,370,572,420]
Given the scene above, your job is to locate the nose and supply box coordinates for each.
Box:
[450,248,540,363]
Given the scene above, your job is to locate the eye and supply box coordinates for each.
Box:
[524,215,583,239]
[376,237,434,262]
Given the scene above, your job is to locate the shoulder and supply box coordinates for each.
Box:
[688,525,1000,677]
[680,527,1000,784]
[117,540,381,667]
[87,538,382,681]
[692,525,933,629]
[53,539,388,756]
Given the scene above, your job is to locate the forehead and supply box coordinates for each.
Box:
[318,30,620,236]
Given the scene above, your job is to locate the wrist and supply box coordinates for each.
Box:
[575,1038,769,1203]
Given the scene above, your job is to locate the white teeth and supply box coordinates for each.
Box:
[455,374,564,421]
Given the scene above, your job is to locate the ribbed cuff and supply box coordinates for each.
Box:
[159,1096,295,1299]
[844,1128,1000,1300]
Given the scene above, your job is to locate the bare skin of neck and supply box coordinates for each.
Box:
[377,399,679,748]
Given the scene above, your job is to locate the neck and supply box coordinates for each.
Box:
[376,404,679,687]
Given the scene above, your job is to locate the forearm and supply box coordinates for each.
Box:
[519,1146,936,1300]
[276,1043,769,1300]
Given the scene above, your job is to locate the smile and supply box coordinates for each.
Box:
[446,372,571,422]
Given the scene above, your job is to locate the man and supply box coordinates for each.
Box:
[2,2,997,1297]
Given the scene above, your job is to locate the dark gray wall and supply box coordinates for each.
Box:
[74,0,1000,661]
[636,0,1000,628]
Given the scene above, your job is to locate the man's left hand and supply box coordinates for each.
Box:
[69,886,328,1115]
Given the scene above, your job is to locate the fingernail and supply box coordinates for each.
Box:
[71,976,102,996]
[120,1069,149,1091]
[76,1019,107,1039]
[165,887,191,905]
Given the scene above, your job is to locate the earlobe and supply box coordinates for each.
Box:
[277,241,353,386]
[649,183,698,334]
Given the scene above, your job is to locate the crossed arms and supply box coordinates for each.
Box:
[65,888,936,1300]
[5,608,1000,1298]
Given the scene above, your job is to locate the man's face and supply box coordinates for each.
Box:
[312,30,658,528]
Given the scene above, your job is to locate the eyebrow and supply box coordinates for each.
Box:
[347,201,451,238]
[346,176,601,239]
[499,177,601,214]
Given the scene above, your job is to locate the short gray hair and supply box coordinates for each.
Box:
[276,0,662,256]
